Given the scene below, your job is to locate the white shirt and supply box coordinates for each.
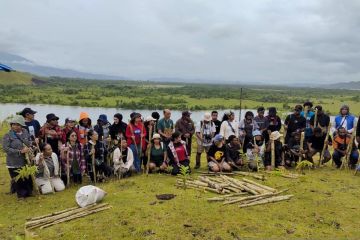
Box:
[195,121,216,146]
[113,147,134,171]
[220,120,239,140]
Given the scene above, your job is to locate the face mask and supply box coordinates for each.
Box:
[256,140,264,146]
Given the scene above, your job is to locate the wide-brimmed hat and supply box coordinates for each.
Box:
[270,131,282,141]
[98,114,109,123]
[203,112,211,121]
[9,115,25,126]
[145,116,157,122]
[46,113,59,122]
[18,108,37,117]
[152,133,161,140]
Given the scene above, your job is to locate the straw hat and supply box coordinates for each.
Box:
[152,133,161,140]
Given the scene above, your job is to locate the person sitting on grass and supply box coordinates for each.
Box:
[113,139,135,178]
[146,134,167,173]
[226,135,242,170]
[246,130,265,171]
[207,134,231,172]
[167,131,191,175]
[35,143,65,194]
[264,131,284,171]
[332,127,359,169]
[307,127,331,165]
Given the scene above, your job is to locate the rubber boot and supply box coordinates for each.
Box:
[195,153,201,169]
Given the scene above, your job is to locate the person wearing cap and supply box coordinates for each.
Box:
[246,130,265,171]
[146,133,167,172]
[175,111,195,157]
[332,127,359,169]
[61,118,80,144]
[113,139,135,178]
[207,134,231,172]
[211,111,221,135]
[18,107,41,140]
[157,109,174,147]
[284,105,306,144]
[195,112,216,169]
[264,131,284,170]
[220,111,239,142]
[39,113,62,156]
[2,115,33,198]
[167,131,191,175]
[239,111,259,153]
[310,105,330,133]
[300,101,315,139]
[264,107,282,143]
[126,113,147,173]
[333,105,356,134]
[77,112,92,145]
[307,127,331,165]
[94,114,111,145]
[109,113,127,141]
[226,135,243,169]
[284,130,309,167]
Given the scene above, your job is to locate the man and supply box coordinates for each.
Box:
[39,113,62,156]
[195,112,216,169]
[18,107,41,141]
[220,111,239,142]
[207,135,231,172]
[332,127,359,169]
[264,107,281,143]
[254,107,268,135]
[310,105,330,133]
[211,111,221,135]
[175,111,195,156]
[284,105,306,144]
[227,135,243,170]
[333,105,356,134]
[246,130,265,171]
[264,131,284,171]
[285,131,308,166]
[300,101,315,139]
[157,109,174,147]
[307,127,331,164]
[61,118,80,144]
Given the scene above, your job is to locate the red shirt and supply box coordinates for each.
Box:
[175,144,187,162]
[126,123,147,148]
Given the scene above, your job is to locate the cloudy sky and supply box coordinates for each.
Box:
[1,0,360,84]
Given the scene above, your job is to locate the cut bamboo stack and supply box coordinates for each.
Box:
[176,175,293,208]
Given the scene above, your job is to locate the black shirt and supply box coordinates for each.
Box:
[285,114,306,135]
[208,144,227,163]
[310,113,330,128]
[212,120,221,135]
[24,120,41,139]
[307,134,330,151]
[265,115,282,132]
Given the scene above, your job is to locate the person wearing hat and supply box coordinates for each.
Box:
[61,118,80,144]
[207,134,231,172]
[333,105,356,134]
[77,112,92,145]
[125,113,147,173]
[113,139,135,178]
[145,133,167,173]
[157,109,174,147]
[284,105,306,144]
[109,113,127,141]
[264,107,282,143]
[246,130,265,171]
[264,131,284,170]
[175,111,195,157]
[94,114,111,145]
[300,101,315,140]
[2,115,33,198]
[18,107,41,140]
[239,111,259,153]
[284,130,309,167]
[195,112,216,169]
[39,113,62,156]
[167,131,191,175]
[310,105,330,133]
[226,135,243,169]
[220,111,239,142]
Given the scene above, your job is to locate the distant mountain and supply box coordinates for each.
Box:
[0,52,128,80]
[322,81,360,90]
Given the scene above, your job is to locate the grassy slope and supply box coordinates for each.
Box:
[1,126,360,240]
[0,71,33,85]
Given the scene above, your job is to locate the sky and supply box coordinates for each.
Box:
[1,0,360,84]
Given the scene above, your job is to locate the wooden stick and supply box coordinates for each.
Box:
[223,192,277,205]
[238,195,293,208]
[26,206,80,221]
[91,145,96,185]
[314,108,318,128]
[319,123,331,167]
[146,126,153,176]
[340,124,357,170]
[298,132,305,162]
[271,140,275,169]
[66,142,70,187]
[242,178,277,193]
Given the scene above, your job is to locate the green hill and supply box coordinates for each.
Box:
[0,71,34,85]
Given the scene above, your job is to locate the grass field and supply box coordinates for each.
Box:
[1,125,360,240]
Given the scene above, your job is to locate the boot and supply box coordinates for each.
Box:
[195,153,201,169]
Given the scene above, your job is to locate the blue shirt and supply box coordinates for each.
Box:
[301,111,315,137]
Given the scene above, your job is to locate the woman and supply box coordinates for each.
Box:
[109,113,127,140]
[207,134,232,172]
[125,113,146,173]
[239,111,259,152]
[2,115,33,198]
[220,111,239,142]
[113,139,134,178]
[167,131,190,175]
[84,130,112,182]
[35,143,65,194]
[60,130,86,184]
[146,134,167,173]
[77,112,92,145]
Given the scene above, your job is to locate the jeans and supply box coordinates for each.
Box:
[332,150,359,168]
[130,144,142,172]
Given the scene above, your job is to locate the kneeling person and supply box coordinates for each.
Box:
[167,131,191,175]
[146,134,167,173]
[113,139,135,177]
[207,135,231,172]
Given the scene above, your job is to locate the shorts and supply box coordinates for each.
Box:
[208,161,228,169]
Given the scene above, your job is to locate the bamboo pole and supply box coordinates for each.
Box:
[238,195,293,208]
[319,123,331,167]
[146,126,153,176]
[26,206,80,221]
[242,178,277,193]
[66,142,70,187]
[314,108,318,128]
[91,145,96,185]
[271,140,275,169]
[223,192,277,205]
[298,132,305,162]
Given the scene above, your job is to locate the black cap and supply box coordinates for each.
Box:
[18,108,37,117]
[46,113,59,122]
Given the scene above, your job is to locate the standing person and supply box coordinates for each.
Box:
[310,105,330,133]
[226,135,243,169]
[175,111,195,156]
[2,116,33,198]
[211,111,221,135]
[284,105,306,144]
[167,131,191,175]
[254,107,268,136]
[143,115,157,169]
[113,139,135,178]
[195,113,216,169]
[157,109,174,147]
[35,143,65,194]
[220,111,239,142]
[333,105,356,134]
[94,114,111,145]
[264,107,282,143]
[239,111,259,153]
[61,118,80,144]
[77,112,92,145]
[60,130,86,184]
[126,113,146,173]
[18,107,41,141]
[84,130,112,182]
[357,119,360,151]
[145,134,168,173]
[300,101,315,140]
[39,113,62,156]
[109,113,127,140]
[151,111,161,133]
[332,127,359,169]
[207,134,231,172]
[264,131,284,171]
[307,127,331,164]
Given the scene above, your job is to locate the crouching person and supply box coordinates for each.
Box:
[246,130,265,171]
[307,127,331,164]
[264,131,284,171]
[146,134,167,173]
[167,131,191,175]
[332,127,359,169]
[226,135,242,170]
[113,139,135,178]
[35,143,65,194]
[207,134,232,172]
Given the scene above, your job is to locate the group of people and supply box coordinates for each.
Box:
[3,103,360,198]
